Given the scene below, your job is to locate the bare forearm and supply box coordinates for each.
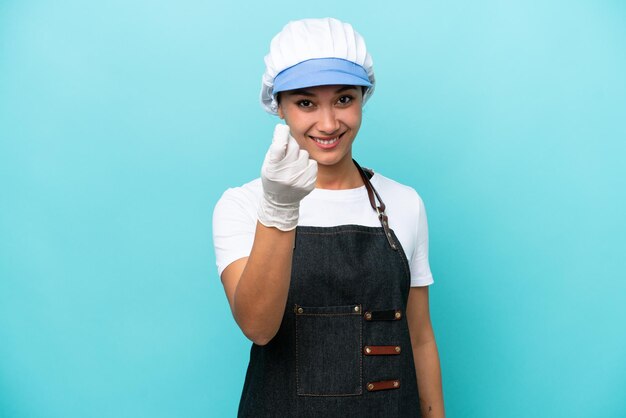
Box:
[233,222,295,345]
[413,340,445,418]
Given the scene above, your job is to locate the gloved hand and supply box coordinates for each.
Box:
[258,124,318,231]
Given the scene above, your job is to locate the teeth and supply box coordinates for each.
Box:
[313,136,339,145]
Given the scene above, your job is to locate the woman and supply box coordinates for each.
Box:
[213,18,444,417]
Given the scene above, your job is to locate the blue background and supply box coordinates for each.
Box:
[1,1,625,417]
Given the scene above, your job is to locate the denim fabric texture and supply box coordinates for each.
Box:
[296,304,363,396]
[238,184,422,417]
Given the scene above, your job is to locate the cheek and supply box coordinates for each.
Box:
[345,109,362,130]
[291,129,310,147]
[282,111,310,136]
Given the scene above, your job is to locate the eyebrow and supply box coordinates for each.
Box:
[285,85,358,97]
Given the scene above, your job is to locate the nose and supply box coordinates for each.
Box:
[317,106,340,135]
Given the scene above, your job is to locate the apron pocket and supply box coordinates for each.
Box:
[295,304,362,396]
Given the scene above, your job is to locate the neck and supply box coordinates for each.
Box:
[315,157,364,190]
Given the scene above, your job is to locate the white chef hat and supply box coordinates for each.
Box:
[260,17,375,115]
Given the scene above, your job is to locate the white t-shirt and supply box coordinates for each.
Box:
[213,172,434,287]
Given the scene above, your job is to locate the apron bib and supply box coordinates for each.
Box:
[238,163,422,417]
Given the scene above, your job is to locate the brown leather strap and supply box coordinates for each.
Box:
[353,159,398,251]
[366,379,401,392]
[353,159,384,213]
[363,345,402,355]
[356,164,379,213]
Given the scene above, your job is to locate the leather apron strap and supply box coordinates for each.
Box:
[353,159,398,251]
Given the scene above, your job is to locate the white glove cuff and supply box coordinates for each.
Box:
[257,197,300,231]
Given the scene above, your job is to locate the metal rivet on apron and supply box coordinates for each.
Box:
[395,346,401,353]
[354,306,360,313]
[393,381,399,388]
[364,347,372,354]
[367,383,374,391]
[364,312,372,320]
[395,311,402,319]
[297,307,304,314]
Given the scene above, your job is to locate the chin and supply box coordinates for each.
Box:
[312,154,351,168]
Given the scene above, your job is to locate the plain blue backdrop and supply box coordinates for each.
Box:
[1,1,625,417]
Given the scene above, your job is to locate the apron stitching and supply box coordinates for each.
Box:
[359,312,363,394]
[295,312,300,395]
[392,232,412,283]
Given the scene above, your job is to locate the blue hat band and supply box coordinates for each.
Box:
[273,58,372,95]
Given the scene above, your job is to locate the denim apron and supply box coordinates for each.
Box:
[238,161,422,417]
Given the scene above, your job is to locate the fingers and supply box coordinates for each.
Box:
[296,149,311,167]
[259,126,317,231]
[283,134,300,163]
[303,156,318,189]
[268,124,290,163]
[269,124,301,164]
[292,150,317,190]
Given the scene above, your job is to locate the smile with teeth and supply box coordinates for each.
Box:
[313,137,338,145]
[311,133,343,145]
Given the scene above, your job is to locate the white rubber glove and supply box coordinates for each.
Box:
[258,124,318,231]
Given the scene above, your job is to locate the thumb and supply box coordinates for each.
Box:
[268,124,290,163]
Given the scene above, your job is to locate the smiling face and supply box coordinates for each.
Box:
[277,85,363,174]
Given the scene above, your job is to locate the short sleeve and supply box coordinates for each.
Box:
[212,182,261,277]
[409,196,434,287]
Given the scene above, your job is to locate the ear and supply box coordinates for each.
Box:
[277,105,285,120]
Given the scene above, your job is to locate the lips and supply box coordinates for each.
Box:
[310,132,344,149]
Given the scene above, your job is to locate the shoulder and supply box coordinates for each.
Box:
[213,178,263,223]
[214,178,262,209]
[368,170,433,287]
[369,171,426,229]
[212,178,262,277]
[370,172,424,208]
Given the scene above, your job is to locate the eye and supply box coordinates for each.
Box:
[337,95,354,106]
[297,99,314,108]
